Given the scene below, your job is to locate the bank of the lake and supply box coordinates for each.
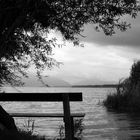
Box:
[104,61,140,113]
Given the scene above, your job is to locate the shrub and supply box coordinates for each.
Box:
[104,61,140,112]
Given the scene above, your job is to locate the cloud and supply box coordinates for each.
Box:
[80,14,140,47]
[30,16,140,85]
[46,42,135,84]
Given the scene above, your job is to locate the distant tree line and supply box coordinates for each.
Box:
[72,84,118,88]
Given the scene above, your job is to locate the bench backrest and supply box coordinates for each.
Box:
[0,93,82,101]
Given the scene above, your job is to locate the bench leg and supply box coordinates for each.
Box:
[71,117,74,140]
[62,94,72,140]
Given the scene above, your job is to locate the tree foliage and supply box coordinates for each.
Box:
[0,0,140,85]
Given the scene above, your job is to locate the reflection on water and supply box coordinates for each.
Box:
[106,110,140,140]
[1,87,140,140]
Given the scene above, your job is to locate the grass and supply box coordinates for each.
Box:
[58,118,84,140]
[0,118,84,140]
[103,61,140,113]
[103,78,140,112]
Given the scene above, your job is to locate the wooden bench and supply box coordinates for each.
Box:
[0,93,84,140]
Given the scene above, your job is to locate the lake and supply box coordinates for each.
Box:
[1,87,140,140]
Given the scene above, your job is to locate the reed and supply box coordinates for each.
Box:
[104,61,140,112]
[0,118,47,140]
[0,118,84,140]
[57,118,84,140]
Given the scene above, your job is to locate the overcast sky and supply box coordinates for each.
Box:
[36,14,140,85]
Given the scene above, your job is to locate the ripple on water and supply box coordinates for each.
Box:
[2,87,140,140]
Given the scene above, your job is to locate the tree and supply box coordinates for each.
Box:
[0,0,140,86]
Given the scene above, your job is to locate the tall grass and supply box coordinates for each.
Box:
[0,118,47,140]
[57,118,84,140]
[104,61,140,112]
[0,118,84,140]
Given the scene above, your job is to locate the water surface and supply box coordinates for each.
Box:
[1,87,140,140]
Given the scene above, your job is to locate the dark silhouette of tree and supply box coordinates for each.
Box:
[0,0,140,85]
[130,61,140,86]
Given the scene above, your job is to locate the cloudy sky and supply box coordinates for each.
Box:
[33,14,140,85]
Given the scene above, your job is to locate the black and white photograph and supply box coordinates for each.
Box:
[0,0,140,140]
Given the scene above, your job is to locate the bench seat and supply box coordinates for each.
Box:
[10,113,85,118]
